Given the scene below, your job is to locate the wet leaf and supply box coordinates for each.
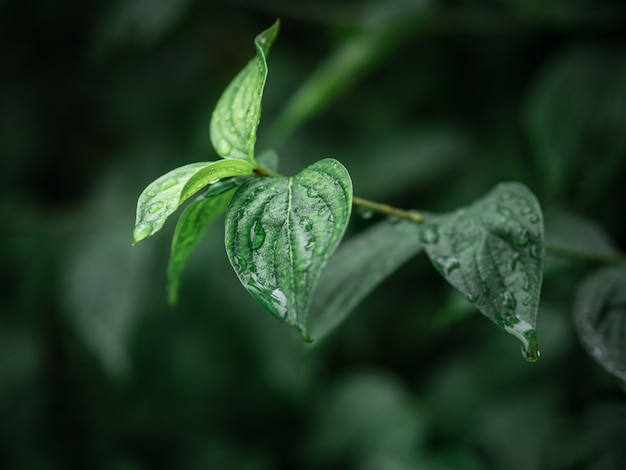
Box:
[210,20,279,162]
[133,159,254,243]
[422,182,544,361]
[167,179,240,305]
[309,218,423,340]
[574,265,626,385]
[225,158,352,340]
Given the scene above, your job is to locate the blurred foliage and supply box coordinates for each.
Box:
[1,0,626,469]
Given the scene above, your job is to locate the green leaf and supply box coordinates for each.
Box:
[574,265,626,385]
[544,211,621,262]
[309,218,423,341]
[225,158,353,341]
[133,159,254,244]
[422,182,544,361]
[526,47,626,201]
[210,20,279,162]
[167,179,240,305]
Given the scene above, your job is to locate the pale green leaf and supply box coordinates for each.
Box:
[422,182,545,361]
[225,158,352,341]
[133,159,254,244]
[544,211,621,262]
[210,20,279,161]
[309,218,423,341]
[167,179,240,305]
[574,265,626,385]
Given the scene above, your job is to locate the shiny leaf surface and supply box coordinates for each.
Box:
[133,159,254,243]
[210,20,279,161]
[225,158,352,340]
[422,182,545,361]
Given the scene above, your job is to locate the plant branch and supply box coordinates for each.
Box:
[352,196,425,223]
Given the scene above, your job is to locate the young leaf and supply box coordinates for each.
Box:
[167,179,240,305]
[133,159,254,244]
[574,265,626,385]
[225,158,353,341]
[210,20,279,162]
[309,218,423,341]
[422,182,544,361]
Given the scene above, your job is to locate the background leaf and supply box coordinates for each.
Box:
[225,158,352,340]
[574,265,626,385]
[167,179,240,305]
[422,182,544,361]
[210,21,280,161]
[309,218,423,341]
[544,211,621,262]
[134,159,254,243]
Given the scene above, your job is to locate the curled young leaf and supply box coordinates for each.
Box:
[210,20,279,162]
[225,158,352,341]
[134,160,254,244]
[422,182,544,361]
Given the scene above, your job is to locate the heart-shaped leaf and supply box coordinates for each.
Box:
[225,158,352,340]
[167,179,241,305]
[133,159,254,244]
[210,20,279,162]
[422,182,544,361]
[574,265,626,385]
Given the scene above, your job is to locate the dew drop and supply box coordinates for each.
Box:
[250,221,266,250]
[435,256,461,276]
[521,275,531,292]
[502,290,517,310]
[503,318,539,362]
[133,223,153,242]
[147,201,164,215]
[510,253,520,271]
[420,225,439,244]
[216,139,232,156]
[528,214,540,224]
[514,229,530,247]
[529,243,542,259]
[146,190,157,197]
[160,178,178,191]
[235,255,248,272]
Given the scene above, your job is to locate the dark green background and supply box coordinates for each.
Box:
[2,0,626,468]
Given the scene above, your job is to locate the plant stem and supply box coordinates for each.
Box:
[352,196,425,223]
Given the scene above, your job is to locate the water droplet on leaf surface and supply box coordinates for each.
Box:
[147,201,164,215]
[250,221,266,250]
[502,290,517,310]
[160,178,178,191]
[217,139,232,156]
[420,225,439,244]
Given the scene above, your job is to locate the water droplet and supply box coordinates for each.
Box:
[234,255,248,272]
[250,221,266,250]
[503,318,539,362]
[522,295,532,306]
[519,206,532,215]
[146,190,157,197]
[528,214,540,224]
[133,223,153,242]
[502,291,517,310]
[420,225,439,244]
[466,292,477,302]
[498,207,512,218]
[160,178,178,191]
[500,190,514,200]
[529,243,542,259]
[435,256,460,276]
[216,139,232,156]
[514,229,529,247]
[521,275,531,292]
[510,253,520,271]
[147,201,164,215]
